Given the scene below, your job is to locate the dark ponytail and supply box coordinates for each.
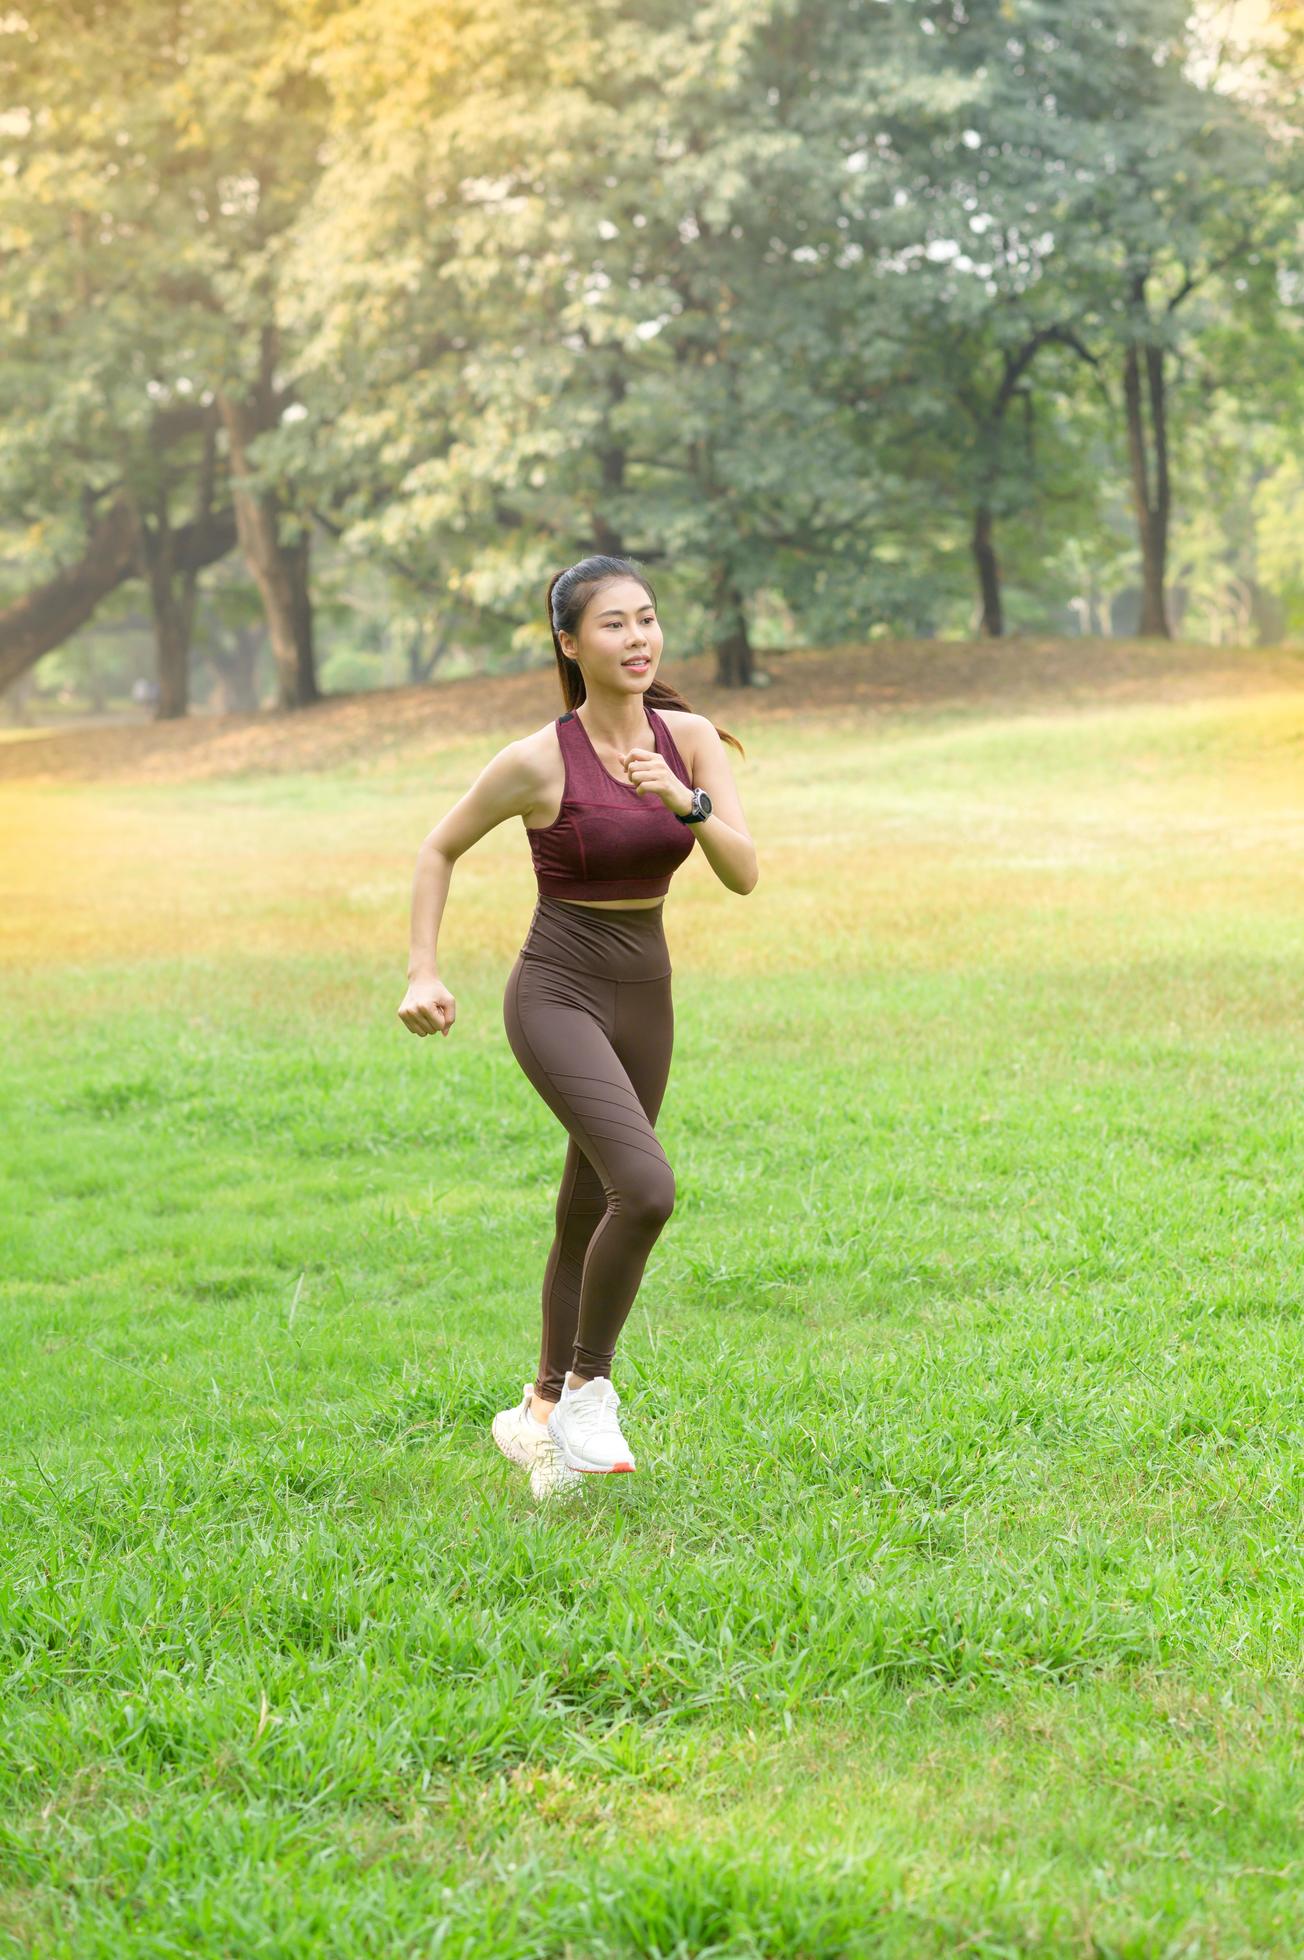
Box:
[546,554,744,758]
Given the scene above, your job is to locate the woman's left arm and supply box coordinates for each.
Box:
[623,716,758,893]
[681,716,758,895]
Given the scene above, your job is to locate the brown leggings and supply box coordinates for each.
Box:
[503,894,676,1402]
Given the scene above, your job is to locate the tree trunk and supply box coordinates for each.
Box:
[959,332,1074,644]
[971,503,1003,637]
[0,402,234,692]
[1248,579,1285,647]
[150,573,190,719]
[218,353,318,711]
[208,622,264,713]
[1122,276,1171,638]
[174,419,217,688]
[0,498,235,693]
[405,623,424,686]
[3,667,36,725]
[407,618,454,684]
[711,566,753,687]
[590,504,625,558]
[129,489,193,720]
[285,529,318,707]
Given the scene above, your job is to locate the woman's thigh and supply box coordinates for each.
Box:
[503,955,673,1198]
[611,973,674,1130]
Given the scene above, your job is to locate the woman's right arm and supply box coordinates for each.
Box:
[398,738,539,1039]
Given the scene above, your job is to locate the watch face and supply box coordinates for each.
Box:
[698,790,712,816]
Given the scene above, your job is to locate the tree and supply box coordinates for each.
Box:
[0,0,332,709]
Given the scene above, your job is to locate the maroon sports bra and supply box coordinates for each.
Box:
[525,705,698,901]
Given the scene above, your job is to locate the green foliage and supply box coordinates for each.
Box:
[1,0,1302,673]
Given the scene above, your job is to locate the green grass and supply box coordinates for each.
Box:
[1,680,1302,1955]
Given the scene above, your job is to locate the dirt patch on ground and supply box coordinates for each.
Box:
[2,637,1300,785]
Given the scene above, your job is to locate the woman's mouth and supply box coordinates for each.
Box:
[623,658,650,672]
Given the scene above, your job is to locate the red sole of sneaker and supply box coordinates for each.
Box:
[571,1462,635,1473]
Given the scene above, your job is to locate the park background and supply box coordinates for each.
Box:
[2,2,1304,1955]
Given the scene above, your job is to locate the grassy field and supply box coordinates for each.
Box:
[2,642,1302,1957]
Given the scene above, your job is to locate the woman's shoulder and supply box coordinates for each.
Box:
[515,717,565,784]
[651,705,703,769]
[519,716,564,753]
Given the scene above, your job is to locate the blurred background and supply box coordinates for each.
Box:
[1,0,1302,729]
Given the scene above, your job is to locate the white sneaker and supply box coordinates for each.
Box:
[547,1375,637,1474]
[491,1382,581,1499]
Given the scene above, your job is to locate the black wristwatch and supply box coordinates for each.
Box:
[676,787,712,825]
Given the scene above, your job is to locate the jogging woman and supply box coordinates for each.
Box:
[398,554,756,1496]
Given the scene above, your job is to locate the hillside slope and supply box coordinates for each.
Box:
[1,635,1300,784]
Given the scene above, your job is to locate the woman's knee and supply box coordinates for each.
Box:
[621,1157,675,1231]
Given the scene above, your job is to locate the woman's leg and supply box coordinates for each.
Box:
[532,1140,606,1409]
[570,968,675,1383]
[504,956,676,1402]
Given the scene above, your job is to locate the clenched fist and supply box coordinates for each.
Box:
[398,977,456,1038]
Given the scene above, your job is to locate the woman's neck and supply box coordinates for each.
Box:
[578,697,653,750]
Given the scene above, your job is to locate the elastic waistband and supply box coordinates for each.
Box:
[519,895,671,980]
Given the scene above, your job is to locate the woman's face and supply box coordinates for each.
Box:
[563,578,663,693]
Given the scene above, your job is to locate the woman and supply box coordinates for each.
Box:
[398,555,757,1496]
